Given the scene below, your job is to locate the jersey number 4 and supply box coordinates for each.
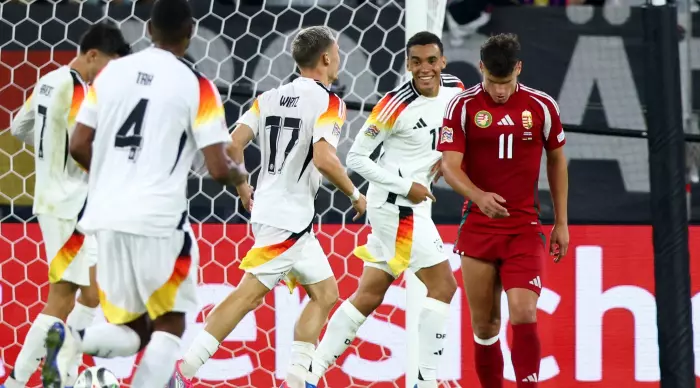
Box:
[115,98,148,161]
[265,115,301,174]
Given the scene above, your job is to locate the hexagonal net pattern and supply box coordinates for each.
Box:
[0,1,466,388]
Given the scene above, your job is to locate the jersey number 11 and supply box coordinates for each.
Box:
[498,133,513,159]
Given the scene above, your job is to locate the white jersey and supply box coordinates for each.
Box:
[236,77,346,233]
[76,47,230,237]
[10,66,89,219]
[347,74,464,209]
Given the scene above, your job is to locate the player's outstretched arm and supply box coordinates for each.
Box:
[10,96,35,146]
[70,123,95,171]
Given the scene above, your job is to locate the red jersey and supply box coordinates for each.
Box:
[437,83,566,234]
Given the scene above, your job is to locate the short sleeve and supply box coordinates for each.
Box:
[10,93,36,145]
[236,97,261,136]
[437,95,467,153]
[191,76,231,150]
[312,94,346,149]
[75,84,98,129]
[542,98,565,151]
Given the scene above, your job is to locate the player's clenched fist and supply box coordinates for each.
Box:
[474,192,510,219]
[352,194,367,221]
[407,182,437,204]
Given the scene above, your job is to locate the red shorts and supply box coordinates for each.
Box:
[455,229,546,295]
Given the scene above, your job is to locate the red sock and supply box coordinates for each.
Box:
[473,336,504,388]
[511,323,541,387]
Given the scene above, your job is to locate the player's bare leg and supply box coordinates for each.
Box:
[308,266,394,386]
[462,255,504,388]
[283,277,338,388]
[412,261,457,387]
[178,273,270,380]
[505,288,540,386]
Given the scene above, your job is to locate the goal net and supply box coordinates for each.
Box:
[0,1,464,387]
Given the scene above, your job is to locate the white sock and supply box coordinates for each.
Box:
[81,323,141,358]
[180,330,221,379]
[288,341,315,381]
[131,331,181,388]
[308,300,366,385]
[417,298,450,382]
[11,313,61,383]
[66,302,97,331]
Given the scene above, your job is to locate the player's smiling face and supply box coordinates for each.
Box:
[480,61,522,104]
[406,43,446,97]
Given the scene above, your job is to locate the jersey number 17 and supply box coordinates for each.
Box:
[264,115,301,174]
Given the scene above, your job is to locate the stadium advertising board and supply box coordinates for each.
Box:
[1,224,699,387]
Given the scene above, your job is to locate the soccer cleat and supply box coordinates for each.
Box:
[41,322,65,388]
[168,360,194,388]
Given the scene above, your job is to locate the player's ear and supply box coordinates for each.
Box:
[441,55,447,70]
[86,49,99,64]
[515,61,522,76]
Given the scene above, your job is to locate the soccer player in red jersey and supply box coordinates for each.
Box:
[437,33,569,387]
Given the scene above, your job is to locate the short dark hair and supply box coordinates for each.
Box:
[291,26,335,69]
[480,33,521,78]
[150,0,193,45]
[406,31,443,56]
[79,21,131,57]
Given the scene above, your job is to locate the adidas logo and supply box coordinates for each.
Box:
[413,118,428,129]
[522,373,539,382]
[529,276,542,289]
[497,115,515,126]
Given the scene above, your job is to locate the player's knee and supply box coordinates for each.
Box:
[309,281,339,311]
[153,311,186,338]
[125,315,153,351]
[351,289,384,316]
[243,293,266,313]
[77,287,100,308]
[426,276,457,304]
[472,319,501,339]
[509,304,537,325]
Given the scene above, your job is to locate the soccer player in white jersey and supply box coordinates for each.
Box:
[58,1,247,387]
[3,22,130,388]
[171,26,367,388]
[307,32,463,388]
